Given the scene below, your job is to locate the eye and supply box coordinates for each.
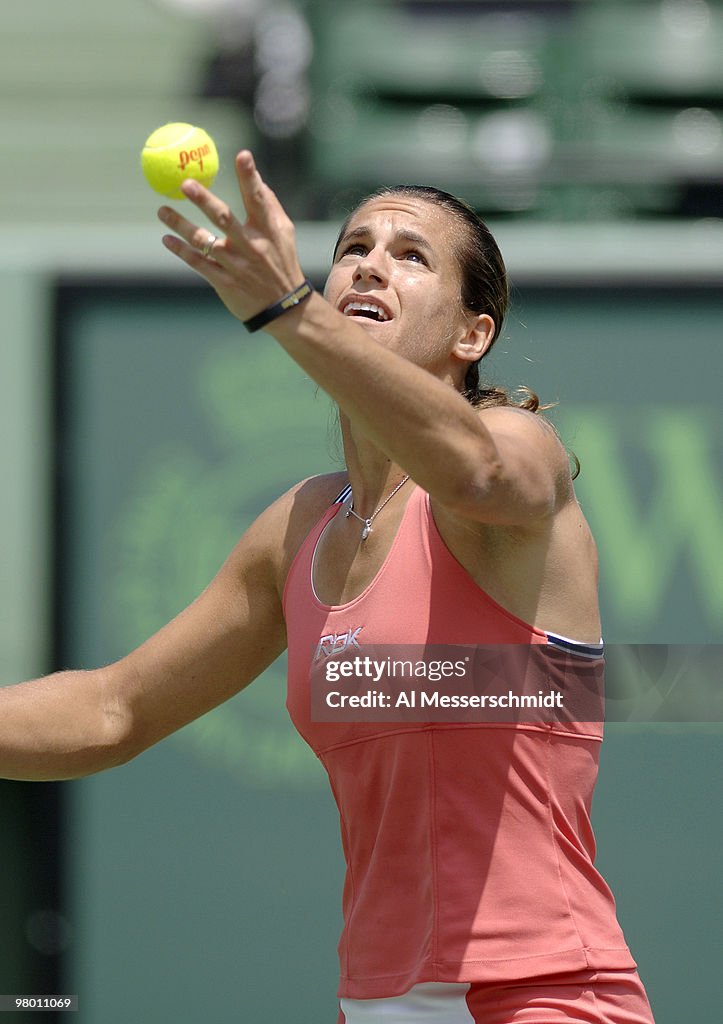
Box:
[339,243,367,259]
[402,250,427,265]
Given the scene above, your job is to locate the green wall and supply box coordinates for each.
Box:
[50,281,723,1023]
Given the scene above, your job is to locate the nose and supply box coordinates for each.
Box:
[353,247,387,286]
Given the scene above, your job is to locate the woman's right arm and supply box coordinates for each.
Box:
[0,485,302,782]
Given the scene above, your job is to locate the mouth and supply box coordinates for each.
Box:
[339,298,393,324]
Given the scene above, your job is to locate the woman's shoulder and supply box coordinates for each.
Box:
[266,470,349,564]
[281,471,349,514]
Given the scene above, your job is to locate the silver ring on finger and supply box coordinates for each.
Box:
[200,233,218,258]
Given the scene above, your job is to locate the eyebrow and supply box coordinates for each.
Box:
[335,226,434,257]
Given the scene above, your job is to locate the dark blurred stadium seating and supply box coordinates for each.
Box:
[305,0,723,219]
[3,0,720,223]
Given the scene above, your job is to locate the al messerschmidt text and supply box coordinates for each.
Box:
[325,690,564,709]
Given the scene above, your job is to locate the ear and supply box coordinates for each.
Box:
[452,313,496,365]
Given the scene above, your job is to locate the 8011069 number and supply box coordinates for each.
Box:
[0,996,78,1011]
[16,999,72,1009]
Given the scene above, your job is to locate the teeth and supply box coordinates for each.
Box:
[342,301,389,322]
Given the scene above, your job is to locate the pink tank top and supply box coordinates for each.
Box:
[283,486,635,999]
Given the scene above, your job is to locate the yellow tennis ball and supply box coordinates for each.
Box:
[141,122,219,199]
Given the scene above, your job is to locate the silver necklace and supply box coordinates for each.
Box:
[345,474,410,541]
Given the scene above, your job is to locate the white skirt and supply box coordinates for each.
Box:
[340,982,476,1023]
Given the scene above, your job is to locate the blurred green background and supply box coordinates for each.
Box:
[1,1,722,1022]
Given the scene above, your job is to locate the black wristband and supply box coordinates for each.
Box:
[243,279,314,333]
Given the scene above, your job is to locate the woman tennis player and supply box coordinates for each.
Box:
[0,152,655,1023]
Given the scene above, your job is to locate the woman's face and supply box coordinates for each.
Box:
[324,195,481,380]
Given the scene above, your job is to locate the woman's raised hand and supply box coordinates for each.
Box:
[158,150,306,325]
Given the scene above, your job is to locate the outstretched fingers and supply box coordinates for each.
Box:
[158,204,235,284]
[178,176,248,243]
[234,150,286,234]
[161,153,283,252]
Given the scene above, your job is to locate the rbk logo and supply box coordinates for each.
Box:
[314,626,363,660]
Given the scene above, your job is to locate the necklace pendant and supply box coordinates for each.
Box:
[345,474,410,543]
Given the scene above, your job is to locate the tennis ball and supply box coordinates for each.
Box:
[141,122,219,199]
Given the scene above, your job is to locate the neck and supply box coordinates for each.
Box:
[339,413,408,517]
[335,364,468,506]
